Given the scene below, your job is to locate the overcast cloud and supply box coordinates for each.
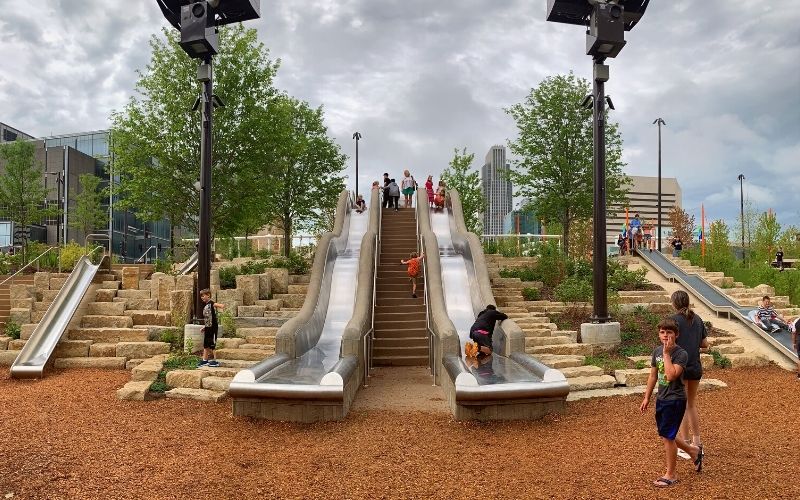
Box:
[0,1,798,229]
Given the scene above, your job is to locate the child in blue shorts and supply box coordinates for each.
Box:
[640,318,704,487]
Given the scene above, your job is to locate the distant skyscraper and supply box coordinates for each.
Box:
[481,145,513,235]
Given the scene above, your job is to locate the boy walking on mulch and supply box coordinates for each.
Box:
[400,252,424,298]
[198,288,226,368]
[641,318,704,488]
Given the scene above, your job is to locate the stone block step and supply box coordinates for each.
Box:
[272,294,306,308]
[95,289,117,302]
[613,368,652,387]
[116,342,171,359]
[234,317,290,328]
[239,344,276,352]
[197,366,240,377]
[244,336,276,346]
[87,301,127,316]
[68,328,150,343]
[289,275,310,284]
[531,354,586,369]
[525,336,573,347]
[238,305,266,317]
[559,365,604,378]
[713,343,745,355]
[568,375,616,391]
[287,284,308,294]
[237,326,278,337]
[706,336,735,347]
[529,343,594,356]
[81,315,134,328]
[0,350,21,366]
[567,378,728,402]
[100,281,121,290]
[53,340,93,358]
[113,297,159,310]
[215,348,272,362]
[165,388,226,403]
[727,353,770,368]
[125,310,172,326]
[90,343,118,357]
[202,376,232,392]
[217,359,258,369]
[116,381,154,401]
[53,357,127,369]
[117,289,152,300]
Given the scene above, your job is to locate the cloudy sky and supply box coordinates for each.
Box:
[1,1,798,229]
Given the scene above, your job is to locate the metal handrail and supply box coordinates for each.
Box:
[0,246,59,287]
[135,245,158,263]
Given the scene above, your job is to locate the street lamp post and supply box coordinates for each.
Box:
[352,132,362,199]
[653,117,665,252]
[156,0,261,317]
[738,173,745,257]
[547,0,651,324]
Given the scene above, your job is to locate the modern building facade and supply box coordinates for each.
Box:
[0,122,35,143]
[481,145,513,235]
[0,122,170,261]
[503,210,542,235]
[608,175,682,248]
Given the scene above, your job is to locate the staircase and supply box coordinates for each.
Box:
[372,207,428,366]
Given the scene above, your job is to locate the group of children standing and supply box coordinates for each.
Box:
[617,213,656,255]
[380,171,446,211]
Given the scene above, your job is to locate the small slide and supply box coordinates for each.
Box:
[229,190,377,421]
[11,255,108,379]
[178,251,198,275]
[635,249,798,363]
[422,190,568,419]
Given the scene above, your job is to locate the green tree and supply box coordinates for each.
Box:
[777,225,799,258]
[706,219,735,272]
[668,206,696,249]
[506,73,629,255]
[732,199,759,251]
[69,174,107,243]
[0,140,57,262]
[752,211,781,263]
[110,25,280,253]
[262,96,347,256]
[440,147,485,234]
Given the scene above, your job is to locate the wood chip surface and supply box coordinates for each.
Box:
[0,366,798,499]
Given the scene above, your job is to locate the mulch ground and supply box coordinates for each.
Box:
[1,366,798,499]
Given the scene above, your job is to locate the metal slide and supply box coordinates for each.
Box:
[11,255,108,379]
[430,207,569,402]
[229,206,369,400]
[178,251,199,275]
[636,249,798,363]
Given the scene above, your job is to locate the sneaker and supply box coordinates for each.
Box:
[412,293,417,298]
[676,448,691,460]
[197,360,209,368]
[771,327,781,333]
[207,360,220,367]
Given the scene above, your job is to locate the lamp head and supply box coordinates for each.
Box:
[546,0,650,31]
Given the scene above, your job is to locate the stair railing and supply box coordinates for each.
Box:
[0,246,59,287]
[414,192,436,383]
[367,192,382,377]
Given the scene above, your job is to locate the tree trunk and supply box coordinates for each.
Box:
[562,212,570,257]
[169,217,175,259]
[283,215,292,258]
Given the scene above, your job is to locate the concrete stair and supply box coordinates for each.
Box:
[568,375,616,391]
[372,208,427,366]
[528,343,594,356]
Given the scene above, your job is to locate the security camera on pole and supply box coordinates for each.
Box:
[155,0,260,317]
[547,0,651,347]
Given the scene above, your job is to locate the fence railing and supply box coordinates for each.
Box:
[0,246,60,287]
[480,234,563,257]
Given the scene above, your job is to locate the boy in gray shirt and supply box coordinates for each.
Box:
[640,318,704,487]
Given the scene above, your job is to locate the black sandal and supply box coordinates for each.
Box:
[694,444,704,472]
[653,477,679,488]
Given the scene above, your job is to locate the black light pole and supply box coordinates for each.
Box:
[738,173,745,255]
[653,117,665,252]
[548,0,651,323]
[352,132,362,199]
[156,0,260,317]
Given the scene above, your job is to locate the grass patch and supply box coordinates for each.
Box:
[583,353,628,373]
[149,371,169,393]
[634,360,648,370]
[163,351,200,371]
[710,350,732,369]
[4,321,21,340]
[619,343,652,358]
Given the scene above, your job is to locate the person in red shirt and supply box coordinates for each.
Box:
[400,252,425,298]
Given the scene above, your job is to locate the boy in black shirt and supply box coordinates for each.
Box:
[641,318,704,487]
[776,247,784,271]
[198,288,226,368]
[466,304,508,356]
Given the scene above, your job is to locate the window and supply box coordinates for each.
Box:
[0,222,11,247]
[2,129,17,142]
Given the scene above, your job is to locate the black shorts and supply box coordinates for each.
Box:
[203,327,218,349]
[655,399,687,440]
[795,341,800,359]
[470,330,492,350]
[684,364,703,381]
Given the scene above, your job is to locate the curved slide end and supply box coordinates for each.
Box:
[9,363,44,380]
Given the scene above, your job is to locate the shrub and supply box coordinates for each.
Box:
[710,349,732,369]
[4,321,21,340]
[704,320,713,330]
[522,287,540,301]
[59,242,85,271]
[619,343,651,357]
[634,360,648,370]
[159,327,184,352]
[153,258,177,275]
[554,276,593,303]
[149,371,169,393]
[162,351,200,370]
[218,266,238,289]
[218,310,238,338]
[583,353,627,372]
[621,330,640,342]
[607,260,652,291]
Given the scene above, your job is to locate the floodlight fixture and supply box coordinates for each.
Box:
[581,94,593,109]
[191,96,201,111]
[211,95,225,108]
[546,0,650,32]
[157,0,260,30]
[605,96,615,110]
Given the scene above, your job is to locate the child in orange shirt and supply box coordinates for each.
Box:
[400,251,425,298]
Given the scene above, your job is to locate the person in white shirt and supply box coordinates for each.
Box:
[400,170,416,208]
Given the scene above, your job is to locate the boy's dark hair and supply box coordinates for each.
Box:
[383,173,388,176]
[199,288,211,296]
[657,318,680,335]
[391,178,396,183]
[486,304,496,310]
[409,252,418,258]
[762,295,771,301]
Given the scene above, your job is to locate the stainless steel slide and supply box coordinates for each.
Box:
[178,251,198,275]
[11,255,108,379]
[636,249,798,364]
[230,190,377,421]
[421,190,568,419]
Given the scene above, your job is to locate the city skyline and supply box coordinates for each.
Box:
[0,1,797,230]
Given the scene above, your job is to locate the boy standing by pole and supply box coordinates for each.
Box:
[198,288,225,368]
[641,318,704,487]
